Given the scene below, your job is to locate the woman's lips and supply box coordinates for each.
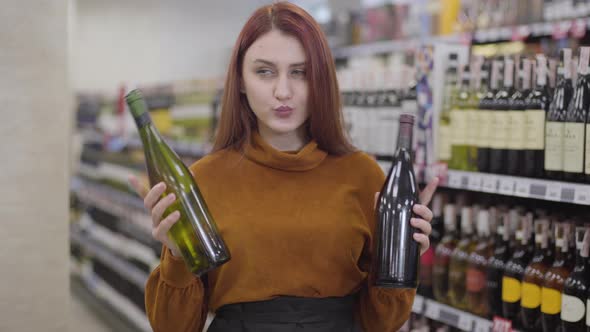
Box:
[274,106,293,118]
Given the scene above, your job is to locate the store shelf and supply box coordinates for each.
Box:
[471,17,590,43]
[412,295,494,332]
[71,176,152,236]
[332,35,463,59]
[443,170,590,205]
[70,226,149,290]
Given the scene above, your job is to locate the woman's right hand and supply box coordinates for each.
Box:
[128,175,182,258]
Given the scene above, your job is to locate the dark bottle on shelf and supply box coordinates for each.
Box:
[487,212,511,318]
[507,58,532,176]
[374,114,420,288]
[467,209,493,317]
[560,227,590,331]
[546,49,575,180]
[478,60,501,173]
[564,47,590,183]
[470,60,489,171]
[433,204,458,304]
[502,213,534,328]
[521,219,554,331]
[439,53,460,165]
[126,89,230,276]
[490,57,513,175]
[448,207,477,310]
[542,223,575,332]
[524,55,551,178]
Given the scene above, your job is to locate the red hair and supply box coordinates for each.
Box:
[212,1,355,155]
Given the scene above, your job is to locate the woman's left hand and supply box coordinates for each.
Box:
[374,177,439,256]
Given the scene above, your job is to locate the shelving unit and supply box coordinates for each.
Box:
[411,295,497,332]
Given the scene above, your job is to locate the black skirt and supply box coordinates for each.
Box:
[207,294,362,332]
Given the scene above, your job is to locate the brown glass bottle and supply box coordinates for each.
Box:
[522,219,554,331]
[467,209,493,317]
[560,227,590,331]
[448,207,477,310]
[433,204,458,304]
[564,47,590,183]
[487,212,511,318]
[502,214,534,328]
[545,49,574,180]
[490,57,513,175]
[542,223,575,332]
[524,55,551,178]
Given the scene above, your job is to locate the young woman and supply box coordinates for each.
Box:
[129,2,438,332]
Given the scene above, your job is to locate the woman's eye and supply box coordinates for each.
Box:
[292,69,306,77]
[256,68,274,76]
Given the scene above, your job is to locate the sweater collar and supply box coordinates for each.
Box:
[244,131,327,171]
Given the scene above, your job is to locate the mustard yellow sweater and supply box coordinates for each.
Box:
[145,133,416,332]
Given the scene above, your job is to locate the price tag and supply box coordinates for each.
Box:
[574,186,590,205]
[546,183,562,201]
[481,175,497,193]
[515,180,530,198]
[448,172,462,188]
[571,18,587,38]
[424,301,440,320]
[468,174,482,191]
[457,314,473,331]
[529,183,547,198]
[561,187,576,202]
[412,295,424,314]
[474,318,493,332]
[498,178,515,196]
[492,316,512,332]
[461,175,470,189]
[439,308,461,328]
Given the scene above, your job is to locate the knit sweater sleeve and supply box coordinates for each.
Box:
[145,246,208,332]
[353,153,416,332]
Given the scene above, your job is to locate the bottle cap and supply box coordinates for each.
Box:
[444,204,456,231]
[461,207,473,234]
[477,210,490,237]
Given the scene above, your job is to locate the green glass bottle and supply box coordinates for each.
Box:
[450,65,471,170]
[126,89,230,276]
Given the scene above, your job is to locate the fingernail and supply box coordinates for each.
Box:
[173,211,180,218]
[169,193,176,201]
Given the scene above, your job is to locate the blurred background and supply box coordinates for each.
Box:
[4,0,590,331]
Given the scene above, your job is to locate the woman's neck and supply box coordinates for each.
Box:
[257,125,308,152]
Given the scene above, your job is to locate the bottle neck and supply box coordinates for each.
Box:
[397,121,414,151]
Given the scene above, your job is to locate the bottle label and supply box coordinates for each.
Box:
[491,112,509,149]
[521,282,541,309]
[560,294,585,322]
[466,109,479,146]
[438,124,452,161]
[545,121,565,171]
[476,110,493,148]
[587,298,590,327]
[502,276,521,303]
[525,109,546,149]
[450,109,468,145]
[563,122,585,173]
[541,287,562,314]
[507,111,526,149]
[466,268,486,292]
[586,124,590,175]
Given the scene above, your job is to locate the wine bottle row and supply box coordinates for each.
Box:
[421,191,590,331]
[439,47,590,184]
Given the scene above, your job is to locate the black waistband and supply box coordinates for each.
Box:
[215,294,356,324]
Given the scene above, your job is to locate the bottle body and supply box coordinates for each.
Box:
[126,90,231,276]
[374,115,420,288]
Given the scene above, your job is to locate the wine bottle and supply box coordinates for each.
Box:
[502,213,534,328]
[546,49,574,180]
[564,47,590,182]
[522,219,554,330]
[374,114,420,288]
[450,65,471,170]
[467,209,493,317]
[433,204,458,303]
[524,55,551,178]
[487,212,511,318]
[507,59,532,176]
[125,89,231,276]
[438,53,460,164]
[448,207,477,309]
[561,226,590,331]
[542,222,575,332]
[468,58,487,171]
[490,57,513,175]
[478,59,501,173]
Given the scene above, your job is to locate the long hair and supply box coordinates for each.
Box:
[212,1,355,155]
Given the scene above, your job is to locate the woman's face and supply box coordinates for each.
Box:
[241,29,309,137]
